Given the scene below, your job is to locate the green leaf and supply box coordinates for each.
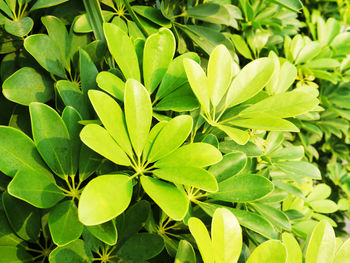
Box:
[268,0,303,11]
[282,233,302,263]
[132,6,171,27]
[96,71,125,102]
[251,203,291,230]
[3,67,53,106]
[230,118,299,132]
[89,90,133,157]
[8,169,64,209]
[231,34,253,60]
[80,124,131,166]
[183,58,210,114]
[0,246,32,263]
[156,52,200,100]
[117,233,164,261]
[155,143,222,168]
[217,124,250,145]
[24,34,66,78]
[80,49,98,95]
[79,145,102,182]
[5,17,33,37]
[124,79,152,157]
[0,126,50,177]
[83,0,106,41]
[140,176,189,220]
[247,240,287,263]
[78,174,133,225]
[29,102,73,178]
[333,238,350,263]
[208,152,247,182]
[103,23,140,81]
[86,220,117,246]
[295,42,322,64]
[212,208,242,263]
[2,192,40,242]
[307,184,331,202]
[309,200,338,214]
[226,58,274,107]
[276,161,321,180]
[0,209,24,246]
[143,28,175,93]
[148,115,193,162]
[305,221,336,263]
[209,174,274,202]
[153,166,218,192]
[239,91,319,118]
[208,45,235,106]
[49,201,83,246]
[30,0,69,11]
[175,240,196,263]
[188,217,214,263]
[48,239,93,263]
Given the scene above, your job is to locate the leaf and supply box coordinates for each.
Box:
[209,174,274,202]
[117,233,164,261]
[124,79,152,157]
[8,169,64,209]
[208,152,247,182]
[239,91,318,119]
[132,5,171,27]
[153,166,218,192]
[247,240,287,263]
[49,201,83,246]
[156,52,200,100]
[230,118,299,132]
[333,238,350,263]
[80,49,98,95]
[0,246,32,262]
[226,58,274,107]
[208,45,234,106]
[282,233,303,263]
[295,42,322,64]
[24,34,66,78]
[231,34,253,59]
[96,71,125,102]
[269,0,303,11]
[83,0,106,41]
[140,176,189,220]
[143,28,175,93]
[251,203,291,230]
[155,143,222,168]
[4,17,33,37]
[175,240,196,263]
[86,220,117,246]
[147,115,193,162]
[89,90,133,157]
[309,200,338,213]
[0,126,50,178]
[217,124,250,145]
[30,0,69,11]
[0,210,24,246]
[276,161,321,180]
[78,174,133,225]
[305,221,336,263]
[212,208,242,263]
[79,145,102,182]
[188,217,214,263]
[3,67,53,106]
[103,23,140,81]
[183,58,210,114]
[80,124,131,166]
[29,102,73,178]
[48,239,93,263]
[307,184,331,202]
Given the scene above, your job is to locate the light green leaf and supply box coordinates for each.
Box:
[8,169,64,209]
[0,126,50,178]
[133,5,171,27]
[295,42,322,64]
[175,240,196,263]
[212,208,242,263]
[89,90,133,157]
[153,166,218,192]
[282,233,303,263]
[269,0,303,11]
[148,115,193,162]
[305,221,336,263]
[96,71,125,102]
[29,102,73,178]
[103,23,140,81]
[78,174,133,225]
[124,79,152,157]
[140,176,189,220]
[48,239,93,263]
[247,240,287,263]
[333,238,350,263]
[307,184,331,202]
[86,220,117,246]
[5,17,33,37]
[217,124,250,145]
[188,217,214,263]
[30,0,68,11]
[226,58,274,107]
[155,143,222,168]
[276,161,321,180]
[3,67,53,106]
[230,117,299,132]
[80,124,131,166]
[24,34,66,78]
[49,201,83,246]
[0,246,32,263]
[309,200,338,213]
[143,28,175,93]
[183,58,210,114]
[231,34,253,59]
[209,174,274,202]
[251,203,291,230]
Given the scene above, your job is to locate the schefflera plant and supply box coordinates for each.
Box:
[78,80,222,226]
[183,45,320,145]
